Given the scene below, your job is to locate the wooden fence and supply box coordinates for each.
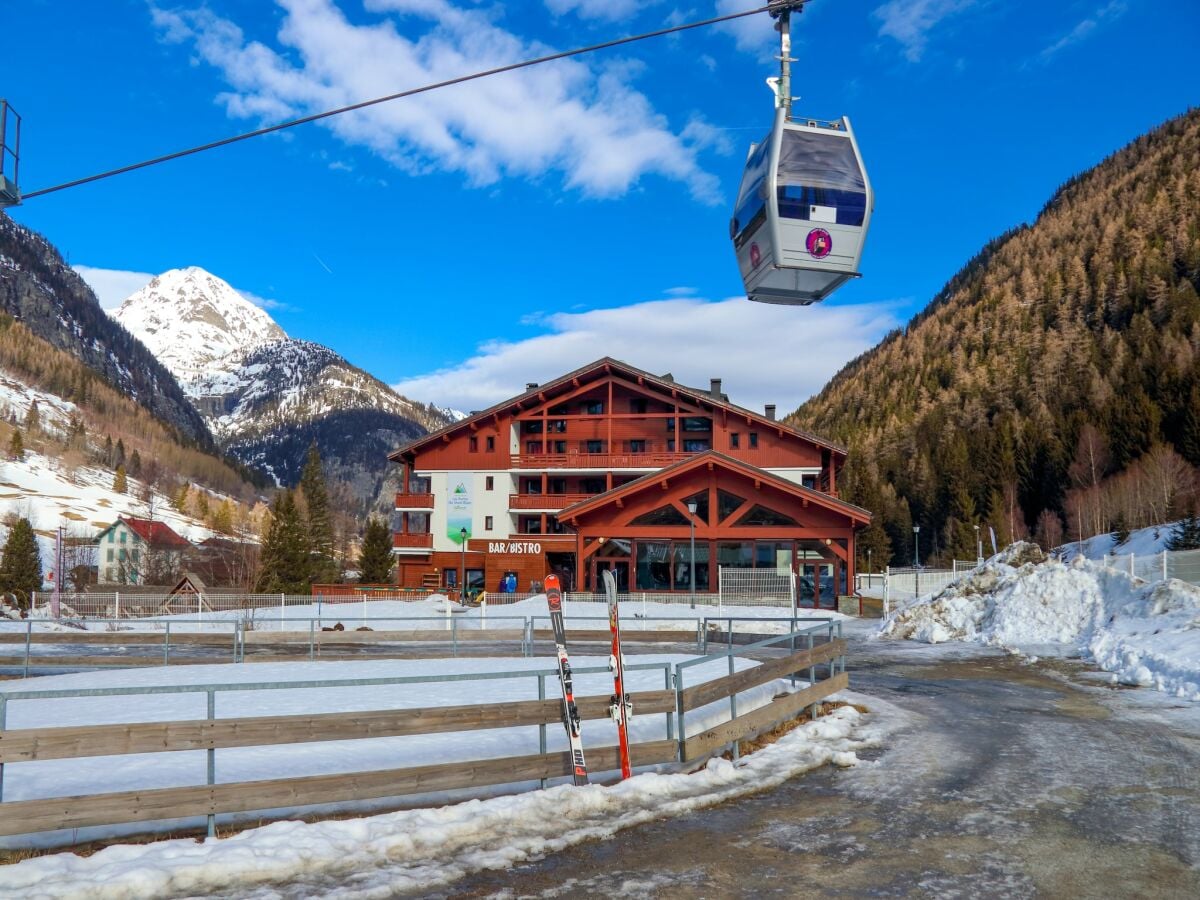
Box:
[0,634,846,839]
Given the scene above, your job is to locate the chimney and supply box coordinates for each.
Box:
[525,382,538,390]
[765,404,776,420]
[710,378,722,399]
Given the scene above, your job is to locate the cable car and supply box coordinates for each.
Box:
[730,4,872,305]
[0,99,20,209]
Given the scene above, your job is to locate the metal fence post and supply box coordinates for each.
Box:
[807,632,818,719]
[1130,553,1135,576]
[115,591,120,621]
[164,621,171,665]
[0,693,6,802]
[674,664,686,762]
[537,674,547,789]
[452,616,458,657]
[309,620,315,661]
[727,650,739,761]
[206,689,216,839]
[1163,550,1168,581]
[664,664,674,742]
[23,621,32,679]
[883,565,890,616]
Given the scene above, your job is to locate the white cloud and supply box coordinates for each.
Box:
[544,0,646,21]
[150,0,722,202]
[73,265,155,310]
[1038,0,1127,63]
[872,0,977,62]
[392,295,899,415]
[715,0,778,56]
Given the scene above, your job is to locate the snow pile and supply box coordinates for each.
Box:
[0,703,883,899]
[882,542,1200,699]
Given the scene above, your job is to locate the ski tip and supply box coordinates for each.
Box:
[545,573,561,593]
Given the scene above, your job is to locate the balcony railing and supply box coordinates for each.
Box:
[394,492,435,510]
[392,533,433,550]
[508,493,593,510]
[511,452,688,470]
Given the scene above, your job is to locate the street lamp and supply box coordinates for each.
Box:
[686,499,698,609]
[913,525,920,568]
[867,547,872,575]
[460,526,468,601]
[974,524,982,565]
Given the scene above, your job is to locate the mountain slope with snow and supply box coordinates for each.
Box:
[112,267,285,386]
[111,266,449,504]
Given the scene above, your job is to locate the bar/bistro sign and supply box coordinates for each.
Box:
[488,541,542,554]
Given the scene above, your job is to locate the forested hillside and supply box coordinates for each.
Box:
[793,108,1200,567]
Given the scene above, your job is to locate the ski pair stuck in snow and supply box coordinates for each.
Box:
[603,568,633,780]
[545,574,588,785]
[545,571,634,786]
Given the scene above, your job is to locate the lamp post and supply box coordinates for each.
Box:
[460,526,468,600]
[975,524,982,565]
[867,548,872,575]
[913,525,921,600]
[686,499,698,609]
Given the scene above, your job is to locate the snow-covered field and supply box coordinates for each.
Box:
[0,687,885,899]
[882,542,1200,700]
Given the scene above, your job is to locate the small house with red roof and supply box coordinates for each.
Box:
[95,516,192,585]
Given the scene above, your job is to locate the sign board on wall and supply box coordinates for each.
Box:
[447,476,473,544]
[488,541,542,554]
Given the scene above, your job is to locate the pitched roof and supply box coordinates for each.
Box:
[388,357,845,461]
[118,517,192,550]
[558,450,872,525]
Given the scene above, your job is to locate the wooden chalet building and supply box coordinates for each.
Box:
[388,358,870,608]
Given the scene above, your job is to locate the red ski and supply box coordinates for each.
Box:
[546,574,588,785]
[602,569,632,779]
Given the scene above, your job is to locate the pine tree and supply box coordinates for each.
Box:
[113,464,128,494]
[299,443,337,584]
[103,435,114,467]
[195,491,210,520]
[172,483,190,513]
[7,428,23,461]
[23,400,40,435]
[211,500,235,535]
[1,517,43,611]
[1166,511,1200,551]
[358,517,394,583]
[1112,512,1131,547]
[129,449,142,479]
[255,491,311,593]
[114,438,126,470]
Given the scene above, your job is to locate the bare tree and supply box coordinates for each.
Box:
[1034,509,1065,551]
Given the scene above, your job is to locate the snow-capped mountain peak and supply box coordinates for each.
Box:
[113,267,286,383]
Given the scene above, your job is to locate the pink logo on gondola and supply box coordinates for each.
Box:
[749,242,761,267]
[806,228,832,259]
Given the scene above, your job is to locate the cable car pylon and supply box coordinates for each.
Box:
[0,99,21,209]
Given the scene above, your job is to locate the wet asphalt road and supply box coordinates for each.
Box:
[437,628,1200,899]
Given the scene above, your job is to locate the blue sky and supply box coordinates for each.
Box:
[5,0,1198,415]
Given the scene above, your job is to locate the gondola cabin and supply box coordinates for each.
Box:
[731,107,872,305]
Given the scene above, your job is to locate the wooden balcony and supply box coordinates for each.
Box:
[508,493,593,510]
[392,533,433,551]
[394,492,435,510]
[511,452,687,470]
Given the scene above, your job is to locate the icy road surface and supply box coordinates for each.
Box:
[446,619,1200,899]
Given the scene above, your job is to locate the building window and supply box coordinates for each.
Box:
[549,478,567,494]
[485,476,494,490]
[108,532,114,544]
[119,531,126,544]
[107,548,114,562]
[132,549,140,563]
[683,439,710,452]
[682,417,711,432]
[665,418,675,431]
[526,441,543,454]
[667,438,676,452]
[584,400,604,415]
[485,516,494,530]
[802,474,816,490]
[521,516,543,534]
[523,420,543,434]
[581,477,605,494]
[524,478,542,494]
[731,432,740,449]
[553,440,567,453]
[586,440,603,454]
[629,439,646,453]
[548,419,567,433]
[118,549,127,561]
[630,398,647,414]
[469,436,479,452]
[486,436,495,451]
[749,432,759,449]
[105,567,113,582]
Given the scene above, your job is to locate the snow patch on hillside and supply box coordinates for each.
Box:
[882,542,1200,700]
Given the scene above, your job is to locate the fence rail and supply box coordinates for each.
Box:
[0,623,846,840]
